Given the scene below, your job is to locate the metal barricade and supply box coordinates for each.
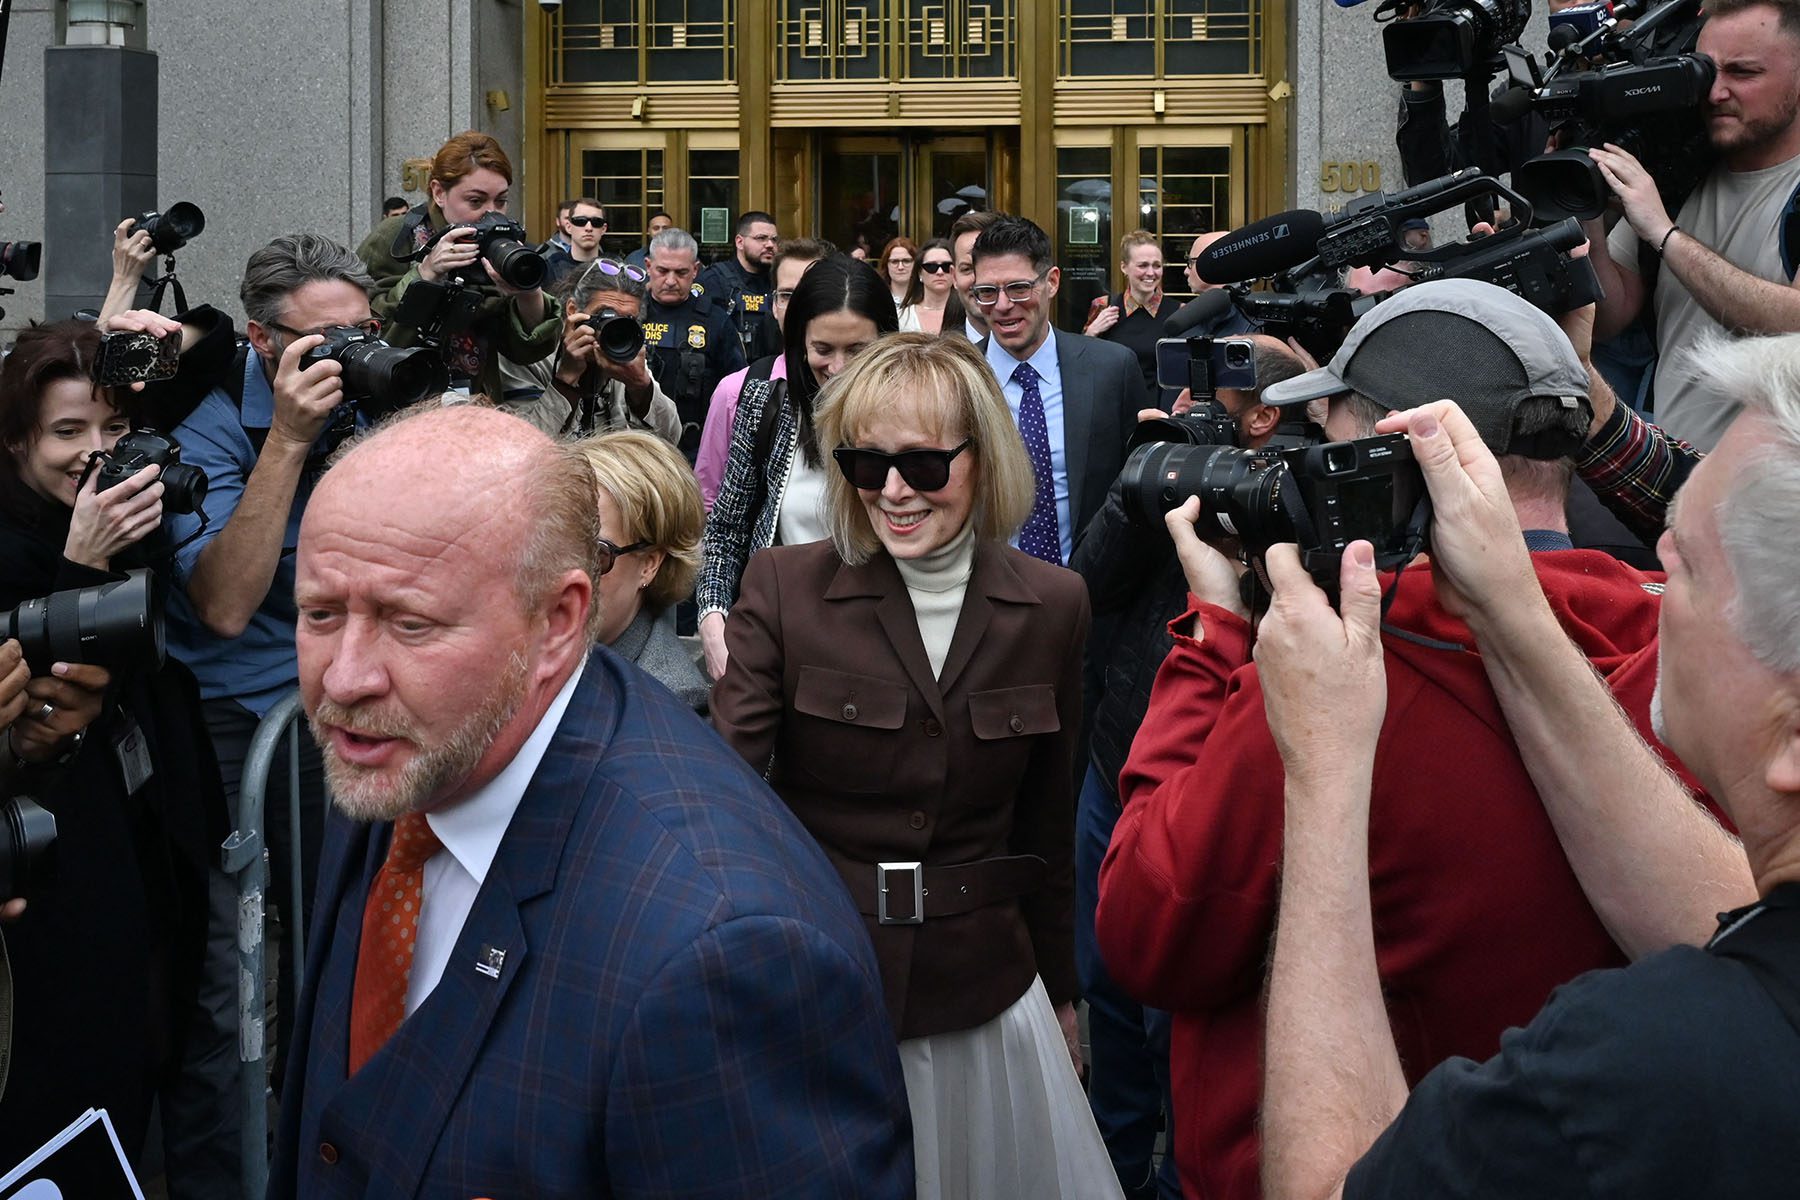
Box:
[219,689,309,1200]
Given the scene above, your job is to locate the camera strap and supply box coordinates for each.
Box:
[144,255,189,316]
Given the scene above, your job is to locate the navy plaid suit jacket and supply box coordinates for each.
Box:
[269,648,914,1199]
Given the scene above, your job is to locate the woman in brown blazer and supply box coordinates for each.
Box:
[713,333,1119,1199]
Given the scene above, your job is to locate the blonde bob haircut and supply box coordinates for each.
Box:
[570,430,704,612]
[814,332,1035,566]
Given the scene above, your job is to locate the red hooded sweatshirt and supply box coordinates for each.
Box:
[1096,550,1712,1200]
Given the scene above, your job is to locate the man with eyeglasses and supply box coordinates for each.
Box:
[641,226,746,461]
[155,232,381,1198]
[543,197,607,291]
[1162,231,1259,347]
[971,215,1148,567]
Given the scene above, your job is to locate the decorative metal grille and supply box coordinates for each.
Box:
[775,0,1018,81]
[555,0,735,85]
[1060,0,1260,78]
[581,148,667,254]
[777,1,889,81]
[904,1,1015,79]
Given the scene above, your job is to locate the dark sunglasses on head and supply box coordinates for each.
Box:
[832,439,972,492]
[567,215,607,228]
[919,261,954,274]
[596,535,650,576]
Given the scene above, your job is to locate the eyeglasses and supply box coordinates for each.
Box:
[887,257,914,266]
[271,318,382,341]
[919,261,954,274]
[567,215,607,228]
[596,535,650,576]
[832,439,972,492]
[578,257,648,286]
[969,270,1051,308]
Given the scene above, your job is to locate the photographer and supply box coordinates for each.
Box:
[1069,334,1307,1200]
[1093,280,1708,1200]
[1588,0,1800,450]
[1257,345,1799,1196]
[0,319,220,1175]
[159,232,373,1196]
[357,131,561,403]
[496,257,680,441]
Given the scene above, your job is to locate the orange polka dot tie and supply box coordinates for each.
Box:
[348,811,443,1076]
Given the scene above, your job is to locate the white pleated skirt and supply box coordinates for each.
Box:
[899,976,1125,1200]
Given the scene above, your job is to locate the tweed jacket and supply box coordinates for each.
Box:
[270,651,913,1199]
[712,538,1090,1040]
[695,376,800,618]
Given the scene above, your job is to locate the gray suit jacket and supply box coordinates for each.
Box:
[983,327,1149,556]
[612,606,710,715]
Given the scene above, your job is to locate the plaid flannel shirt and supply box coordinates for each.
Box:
[1575,403,1703,548]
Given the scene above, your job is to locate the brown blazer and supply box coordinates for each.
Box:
[712,538,1090,1040]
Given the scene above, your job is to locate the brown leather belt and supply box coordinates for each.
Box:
[839,855,1048,925]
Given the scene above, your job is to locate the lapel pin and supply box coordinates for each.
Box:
[475,944,506,980]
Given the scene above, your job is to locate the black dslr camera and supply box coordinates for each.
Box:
[578,308,647,363]
[94,429,209,515]
[430,213,547,291]
[134,202,206,255]
[1121,432,1432,589]
[300,326,449,421]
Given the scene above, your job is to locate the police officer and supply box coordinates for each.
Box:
[697,211,780,361]
[642,226,746,460]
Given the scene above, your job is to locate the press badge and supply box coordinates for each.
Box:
[113,715,155,795]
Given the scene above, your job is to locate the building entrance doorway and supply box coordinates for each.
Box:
[818,133,991,257]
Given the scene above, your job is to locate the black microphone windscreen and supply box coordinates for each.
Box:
[1163,289,1233,337]
[1490,84,1537,124]
[1196,210,1328,284]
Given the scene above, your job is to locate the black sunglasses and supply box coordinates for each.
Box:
[832,439,972,492]
[567,215,607,228]
[919,261,954,274]
[596,535,649,576]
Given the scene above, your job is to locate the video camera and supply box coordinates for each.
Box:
[1197,169,1602,347]
[1496,0,1714,221]
[1346,0,1534,83]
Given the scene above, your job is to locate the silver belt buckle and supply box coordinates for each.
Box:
[876,861,924,925]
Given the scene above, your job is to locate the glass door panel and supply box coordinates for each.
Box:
[918,137,990,243]
[821,138,904,257]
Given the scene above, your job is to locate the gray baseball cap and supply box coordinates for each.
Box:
[1260,279,1591,459]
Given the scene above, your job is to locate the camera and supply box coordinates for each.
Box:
[1500,0,1714,221]
[134,202,206,255]
[299,326,449,420]
[1121,432,1432,586]
[579,308,647,363]
[0,240,41,281]
[429,213,547,291]
[4,569,165,674]
[0,792,57,904]
[94,429,209,515]
[1368,0,1532,81]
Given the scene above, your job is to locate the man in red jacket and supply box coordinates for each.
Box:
[1094,279,1707,1200]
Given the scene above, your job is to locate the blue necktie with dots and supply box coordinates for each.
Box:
[1011,361,1063,567]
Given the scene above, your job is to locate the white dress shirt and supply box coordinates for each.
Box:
[405,657,586,1015]
[985,331,1073,564]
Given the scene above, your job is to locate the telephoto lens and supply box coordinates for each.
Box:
[301,327,450,421]
[135,202,206,255]
[0,240,42,281]
[0,795,57,903]
[2,569,165,674]
[584,311,647,363]
[1119,441,1288,543]
[483,234,547,290]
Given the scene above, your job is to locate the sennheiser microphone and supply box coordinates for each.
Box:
[1195,210,1328,285]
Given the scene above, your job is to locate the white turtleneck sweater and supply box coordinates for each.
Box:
[892,521,977,680]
